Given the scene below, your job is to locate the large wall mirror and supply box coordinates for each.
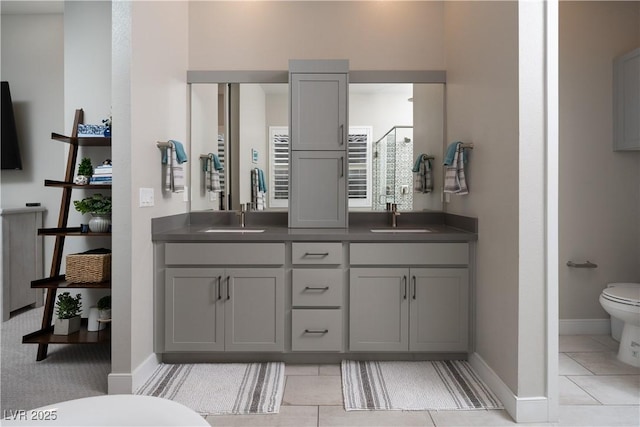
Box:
[189,72,445,213]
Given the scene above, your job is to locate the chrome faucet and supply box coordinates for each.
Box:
[237,204,246,228]
[390,203,400,228]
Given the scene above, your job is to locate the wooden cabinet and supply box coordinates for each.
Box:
[164,268,284,352]
[289,60,349,228]
[349,267,469,352]
[614,48,640,151]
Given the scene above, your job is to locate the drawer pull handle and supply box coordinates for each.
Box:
[304,252,329,257]
[304,286,330,291]
[217,276,222,300]
[304,329,329,334]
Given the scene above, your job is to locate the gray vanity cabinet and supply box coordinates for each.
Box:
[165,268,225,352]
[349,242,470,353]
[613,48,640,151]
[289,60,349,228]
[349,268,408,351]
[164,267,284,352]
[409,268,469,352]
[289,151,347,228]
[349,267,469,352]
[290,72,347,151]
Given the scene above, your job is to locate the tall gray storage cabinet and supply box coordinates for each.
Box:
[613,48,640,151]
[289,60,349,228]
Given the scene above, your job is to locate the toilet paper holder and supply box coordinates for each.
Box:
[566,260,598,268]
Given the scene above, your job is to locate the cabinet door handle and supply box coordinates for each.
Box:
[339,124,344,145]
[339,157,344,177]
[226,276,231,300]
[412,276,417,300]
[403,275,407,300]
[304,329,329,334]
[217,276,222,300]
[304,286,330,291]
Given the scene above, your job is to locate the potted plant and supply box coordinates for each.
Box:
[74,157,93,185]
[97,295,111,320]
[54,292,82,335]
[73,194,112,232]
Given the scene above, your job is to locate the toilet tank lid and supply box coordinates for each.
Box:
[603,283,640,303]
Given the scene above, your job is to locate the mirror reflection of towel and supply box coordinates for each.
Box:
[413,154,433,193]
[205,153,223,192]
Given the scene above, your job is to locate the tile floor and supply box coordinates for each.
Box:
[205,335,640,426]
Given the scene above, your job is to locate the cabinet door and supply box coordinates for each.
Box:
[613,48,640,151]
[224,268,284,352]
[349,268,409,351]
[289,151,347,228]
[290,73,347,151]
[409,268,469,352]
[165,268,225,352]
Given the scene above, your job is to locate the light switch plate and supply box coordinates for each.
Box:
[139,188,154,207]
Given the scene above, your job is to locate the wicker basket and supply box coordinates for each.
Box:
[65,249,111,283]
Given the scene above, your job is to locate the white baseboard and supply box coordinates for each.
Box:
[469,352,550,423]
[132,353,161,392]
[107,353,160,394]
[107,373,132,394]
[559,318,610,336]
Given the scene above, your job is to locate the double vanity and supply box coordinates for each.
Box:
[152,211,477,363]
[154,60,476,363]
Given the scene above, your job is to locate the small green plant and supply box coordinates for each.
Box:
[73,194,112,215]
[55,292,82,319]
[77,157,93,177]
[97,295,111,310]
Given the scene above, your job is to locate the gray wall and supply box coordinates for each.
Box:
[110,0,189,393]
[1,2,112,312]
[444,0,521,396]
[559,1,640,323]
[0,12,64,268]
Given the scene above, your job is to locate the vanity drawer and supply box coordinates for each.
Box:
[165,243,285,265]
[292,309,343,352]
[292,269,343,307]
[292,242,342,265]
[350,243,469,266]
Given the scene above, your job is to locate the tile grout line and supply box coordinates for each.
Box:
[564,375,604,405]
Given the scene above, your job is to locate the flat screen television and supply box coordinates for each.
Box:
[1,81,23,170]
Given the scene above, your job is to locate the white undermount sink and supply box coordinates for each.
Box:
[201,228,265,233]
[370,228,431,233]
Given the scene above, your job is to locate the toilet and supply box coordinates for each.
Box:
[599,282,640,367]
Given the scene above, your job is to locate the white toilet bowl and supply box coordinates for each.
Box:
[599,282,640,368]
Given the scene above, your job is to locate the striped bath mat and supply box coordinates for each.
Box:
[342,360,502,411]
[136,362,285,415]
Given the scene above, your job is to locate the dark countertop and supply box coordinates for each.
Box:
[152,211,477,243]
